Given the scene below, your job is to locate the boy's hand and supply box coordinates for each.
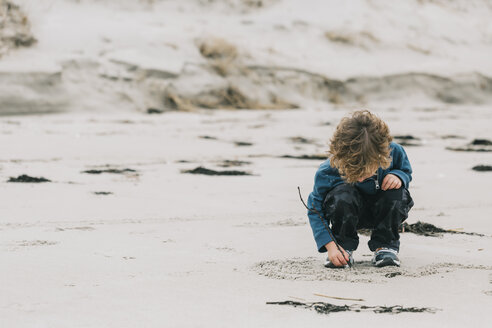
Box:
[381,174,402,191]
[326,241,350,267]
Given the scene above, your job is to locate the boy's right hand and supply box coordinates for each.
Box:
[326,241,350,267]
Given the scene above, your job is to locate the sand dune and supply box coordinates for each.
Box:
[1,1,491,327]
[2,0,492,113]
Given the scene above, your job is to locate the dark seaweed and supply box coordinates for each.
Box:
[281,154,327,160]
[393,135,420,140]
[182,166,251,176]
[470,139,492,146]
[472,165,492,172]
[440,135,465,140]
[401,221,447,236]
[8,175,51,183]
[361,221,485,237]
[398,141,422,147]
[234,141,253,146]
[393,135,422,146]
[82,168,137,174]
[218,160,251,167]
[400,221,485,237]
[446,147,492,152]
[289,136,317,144]
[447,138,492,152]
[147,108,164,114]
[267,301,437,315]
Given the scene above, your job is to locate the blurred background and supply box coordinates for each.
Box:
[2,0,492,114]
[1,0,490,224]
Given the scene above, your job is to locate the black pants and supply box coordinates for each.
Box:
[322,184,414,252]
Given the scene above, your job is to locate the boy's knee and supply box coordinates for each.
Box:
[376,188,413,210]
[381,187,405,201]
[323,184,362,210]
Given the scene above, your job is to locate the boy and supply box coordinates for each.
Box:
[307,110,414,268]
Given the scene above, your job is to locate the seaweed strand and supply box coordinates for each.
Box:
[267,300,437,314]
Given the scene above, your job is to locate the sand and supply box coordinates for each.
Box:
[3,0,492,114]
[1,0,492,327]
[0,106,491,327]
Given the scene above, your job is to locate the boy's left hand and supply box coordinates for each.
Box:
[382,174,402,191]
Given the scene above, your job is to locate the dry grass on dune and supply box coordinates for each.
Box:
[0,0,36,57]
[163,85,297,111]
[324,30,379,49]
[198,37,239,76]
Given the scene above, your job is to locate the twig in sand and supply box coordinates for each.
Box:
[288,296,306,301]
[297,187,352,267]
[313,293,365,302]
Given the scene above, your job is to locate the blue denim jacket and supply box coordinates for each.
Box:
[307,142,412,252]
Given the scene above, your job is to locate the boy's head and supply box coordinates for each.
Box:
[328,110,392,183]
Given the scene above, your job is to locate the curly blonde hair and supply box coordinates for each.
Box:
[328,110,392,183]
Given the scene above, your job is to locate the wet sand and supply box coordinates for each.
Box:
[0,106,491,327]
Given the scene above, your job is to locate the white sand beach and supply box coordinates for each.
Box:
[1,1,491,327]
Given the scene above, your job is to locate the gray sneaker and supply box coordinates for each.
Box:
[324,250,354,268]
[372,247,400,267]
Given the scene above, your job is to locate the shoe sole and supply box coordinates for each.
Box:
[374,257,400,267]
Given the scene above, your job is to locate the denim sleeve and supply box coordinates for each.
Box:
[388,143,413,188]
[307,167,341,253]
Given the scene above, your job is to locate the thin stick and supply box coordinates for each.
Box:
[297,186,352,267]
[288,296,306,301]
[313,293,365,302]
